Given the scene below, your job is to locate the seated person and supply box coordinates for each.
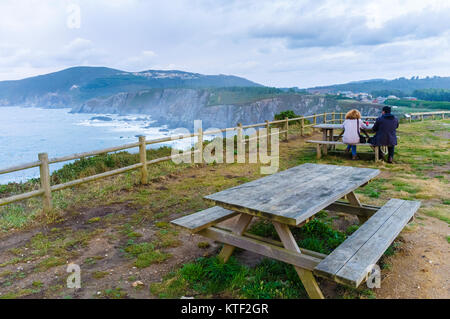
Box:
[341,109,369,160]
[370,106,399,163]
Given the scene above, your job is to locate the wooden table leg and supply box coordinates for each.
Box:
[273,221,324,299]
[316,144,322,159]
[374,146,380,162]
[347,191,368,224]
[330,129,335,150]
[321,129,328,156]
[218,213,253,262]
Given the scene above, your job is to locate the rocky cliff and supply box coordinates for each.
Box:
[71,89,384,129]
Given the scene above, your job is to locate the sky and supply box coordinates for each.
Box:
[0,0,450,87]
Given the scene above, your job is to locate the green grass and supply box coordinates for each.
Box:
[422,208,450,224]
[100,287,128,299]
[151,256,307,299]
[124,240,171,268]
[206,87,286,106]
[248,218,347,255]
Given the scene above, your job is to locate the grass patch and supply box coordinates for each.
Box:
[101,287,128,299]
[124,240,171,268]
[92,271,109,279]
[248,218,347,255]
[153,256,307,299]
[422,207,450,224]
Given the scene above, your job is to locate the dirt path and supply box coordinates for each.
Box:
[376,213,449,299]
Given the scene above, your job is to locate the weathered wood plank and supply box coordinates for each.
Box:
[199,227,322,271]
[273,222,324,299]
[306,140,373,146]
[171,206,238,233]
[325,201,380,217]
[213,225,327,260]
[314,199,404,281]
[314,199,421,287]
[335,200,421,287]
[218,213,253,262]
[206,164,380,225]
[313,124,374,130]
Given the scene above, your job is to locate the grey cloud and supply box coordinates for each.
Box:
[251,8,450,48]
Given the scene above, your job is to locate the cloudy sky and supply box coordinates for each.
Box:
[1,0,450,87]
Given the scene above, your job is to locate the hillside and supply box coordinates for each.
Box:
[71,89,384,129]
[308,76,450,95]
[0,67,262,107]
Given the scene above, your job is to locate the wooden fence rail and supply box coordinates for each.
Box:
[0,110,446,212]
[409,110,448,122]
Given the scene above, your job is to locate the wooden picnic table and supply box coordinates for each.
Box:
[204,163,379,298]
[172,163,420,299]
[313,123,374,144]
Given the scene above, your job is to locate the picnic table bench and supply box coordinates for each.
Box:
[171,163,420,299]
[307,123,385,161]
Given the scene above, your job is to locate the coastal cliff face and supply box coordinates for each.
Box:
[71,89,383,129]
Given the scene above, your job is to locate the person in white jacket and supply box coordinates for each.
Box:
[341,109,369,160]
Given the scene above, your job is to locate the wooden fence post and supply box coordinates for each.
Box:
[442,113,445,120]
[38,153,52,213]
[284,117,289,141]
[237,123,244,163]
[340,112,344,123]
[332,112,335,123]
[265,120,270,147]
[139,136,148,184]
[323,112,327,124]
[300,117,304,136]
[197,127,203,164]
[421,114,424,121]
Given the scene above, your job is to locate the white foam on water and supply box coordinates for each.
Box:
[0,107,197,183]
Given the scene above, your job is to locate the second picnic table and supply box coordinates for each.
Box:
[314,123,374,144]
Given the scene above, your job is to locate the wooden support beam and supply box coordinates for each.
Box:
[273,222,324,299]
[316,144,322,159]
[346,191,367,223]
[218,213,253,262]
[200,227,322,271]
[325,201,379,218]
[374,146,380,162]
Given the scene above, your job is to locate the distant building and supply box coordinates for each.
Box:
[373,96,387,104]
[387,95,400,100]
[404,97,418,101]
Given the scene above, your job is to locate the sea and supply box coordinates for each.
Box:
[0,106,197,184]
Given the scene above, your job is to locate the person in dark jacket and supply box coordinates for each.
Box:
[370,106,399,163]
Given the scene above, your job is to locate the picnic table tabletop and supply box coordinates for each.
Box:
[313,123,374,130]
[205,163,380,226]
